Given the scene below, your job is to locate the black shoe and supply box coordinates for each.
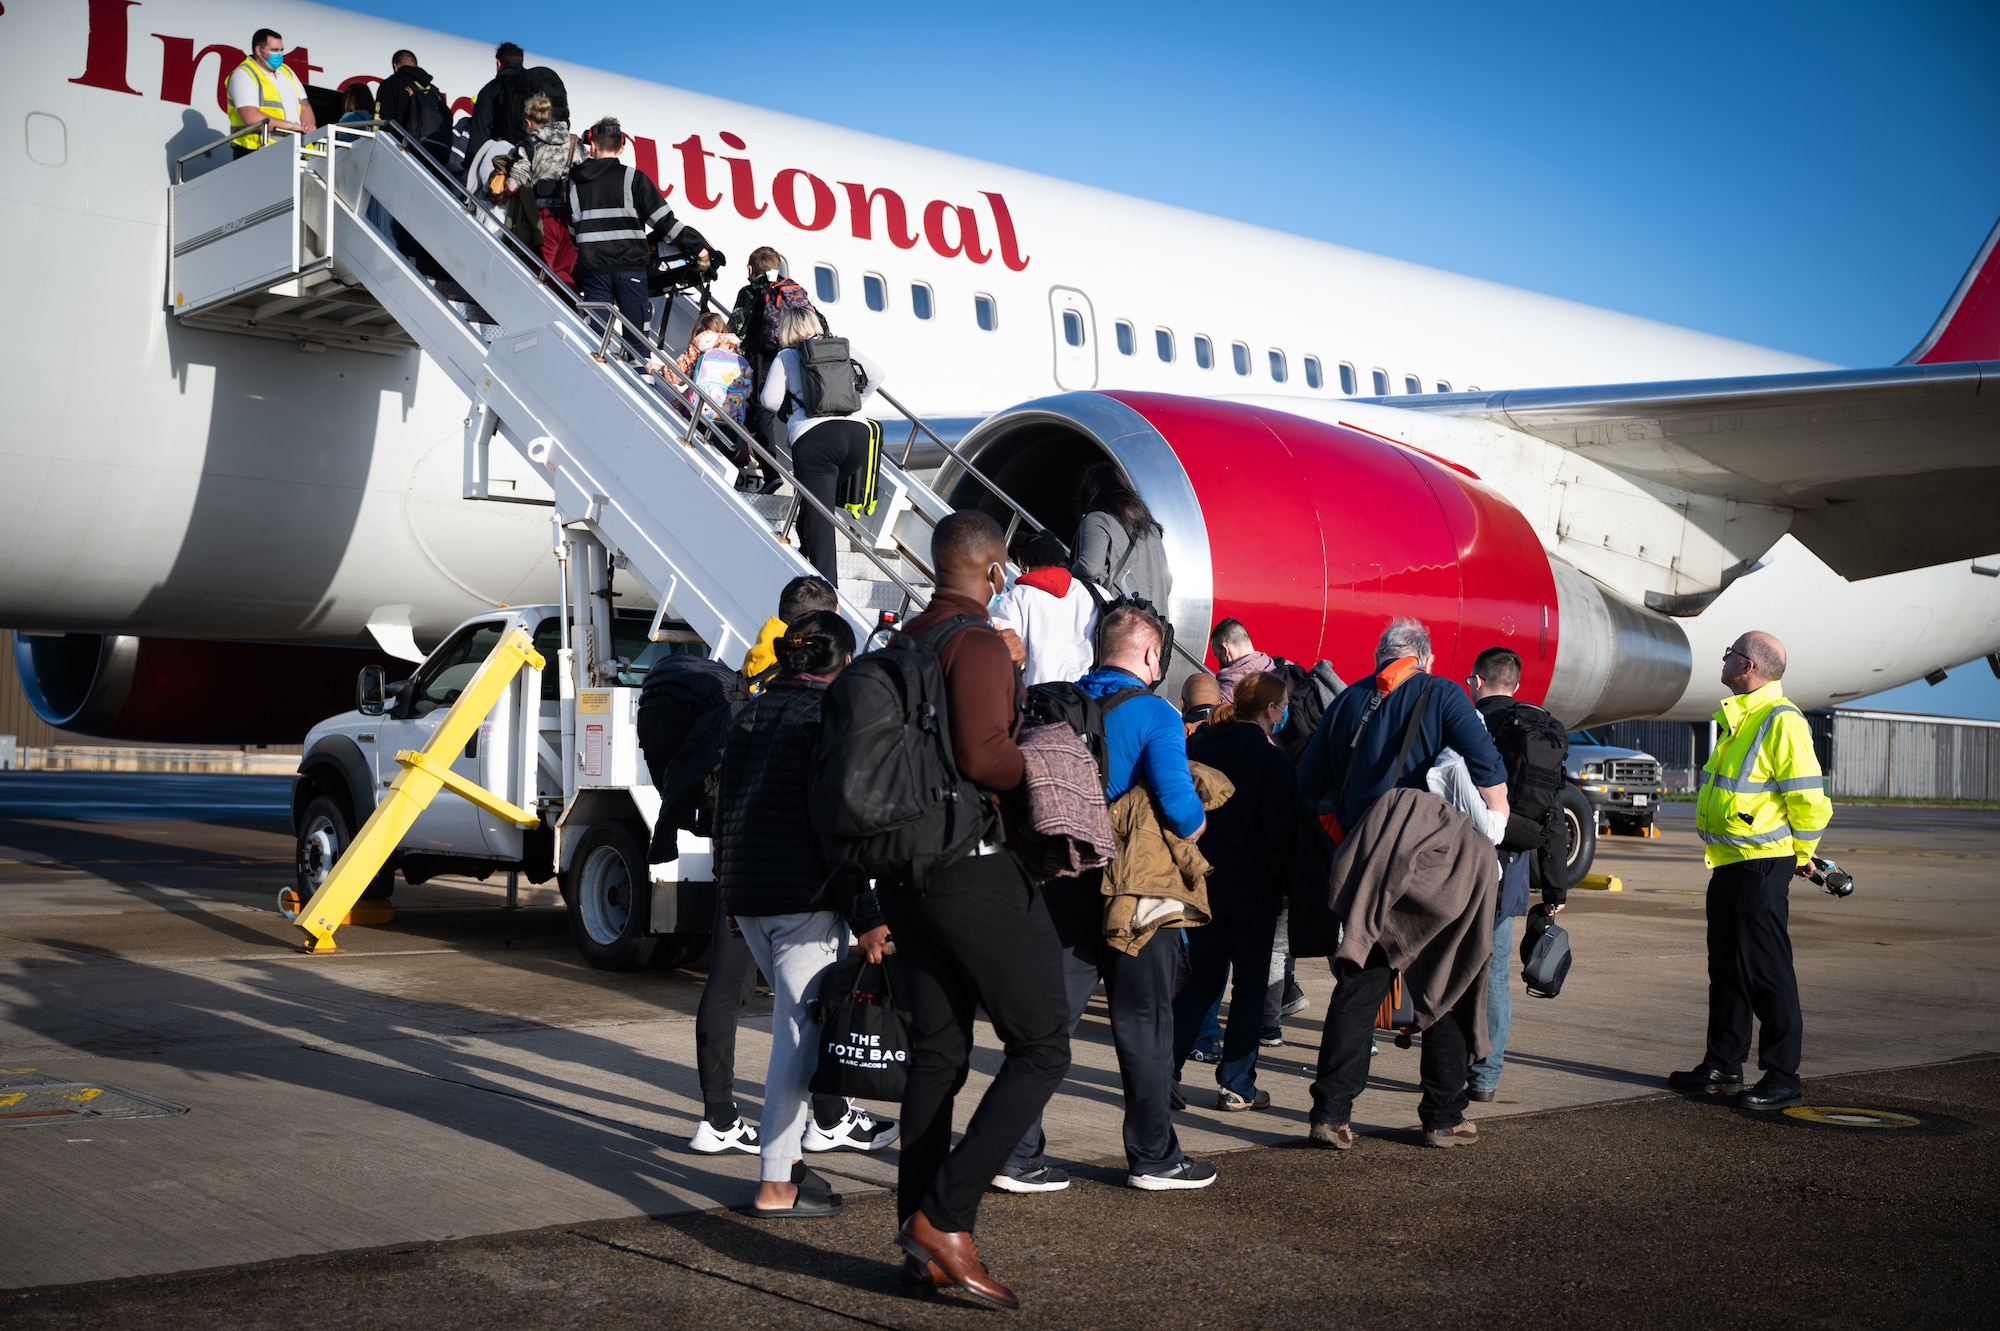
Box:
[1737,1076,1804,1110]
[1467,1086,1496,1103]
[1668,1065,1744,1094]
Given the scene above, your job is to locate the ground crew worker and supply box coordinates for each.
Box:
[227,29,315,157]
[1670,630,1831,1110]
[567,118,697,358]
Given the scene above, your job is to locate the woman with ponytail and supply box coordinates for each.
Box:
[1171,670,1299,1111]
[715,611,898,1216]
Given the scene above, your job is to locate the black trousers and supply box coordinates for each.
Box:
[1172,908,1280,1100]
[1705,855,1804,1084]
[695,899,847,1130]
[881,851,1072,1233]
[1309,958,1478,1132]
[789,420,871,586]
[1008,872,1186,1176]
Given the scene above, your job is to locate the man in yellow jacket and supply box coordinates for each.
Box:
[1670,630,1832,1110]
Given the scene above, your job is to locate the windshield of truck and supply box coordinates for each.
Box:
[1569,729,1603,747]
[406,620,507,716]
[532,616,710,697]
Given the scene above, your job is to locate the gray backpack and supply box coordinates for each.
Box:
[794,337,867,417]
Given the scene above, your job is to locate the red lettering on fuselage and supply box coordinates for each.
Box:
[72,0,141,94]
[674,134,723,210]
[717,131,767,220]
[154,35,240,111]
[772,168,835,231]
[923,200,992,264]
[632,136,668,194]
[840,183,921,249]
[982,191,1031,273]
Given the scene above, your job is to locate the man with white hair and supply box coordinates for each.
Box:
[1296,616,1510,1149]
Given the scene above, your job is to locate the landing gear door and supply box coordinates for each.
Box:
[1048,287,1098,391]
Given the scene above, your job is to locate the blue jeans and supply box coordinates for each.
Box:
[1468,914,1514,1091]
[1171,910,1280,1100]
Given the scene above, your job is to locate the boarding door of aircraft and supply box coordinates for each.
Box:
[375,618,508,854]
[1048,287,1099,390]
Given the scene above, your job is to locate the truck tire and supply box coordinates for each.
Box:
[1608,813,1654,837]
[295,794,395,902]
[1544,785,1596,892]
[565,821,657,971]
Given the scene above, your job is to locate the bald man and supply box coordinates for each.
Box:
[1671,630,1832,1110]
[1181,671,1221,736]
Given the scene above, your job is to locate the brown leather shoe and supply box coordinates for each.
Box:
[897,1212,1019,1310]
[899,1252,954,1288]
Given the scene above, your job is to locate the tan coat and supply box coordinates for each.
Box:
[1101,762,1235,956]
[1329,786,1497,1057]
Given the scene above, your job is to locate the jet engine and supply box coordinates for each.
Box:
[14,633,399,745]
[945,391,1690,727]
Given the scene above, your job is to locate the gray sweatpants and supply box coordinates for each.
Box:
[736,911,846,1182]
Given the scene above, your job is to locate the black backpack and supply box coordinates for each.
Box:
[1520,903,1572,998]
[809,616,991,888]
[1079,537,1175,686]
[792,336,868,416]
[523,65,569,124]
[634,656,747,860]
[1269,656,1344,762]
[1023,680,1148,785]
[1485,699,1569,851]
[381,73,451,159]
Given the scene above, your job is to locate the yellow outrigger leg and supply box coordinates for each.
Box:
[294,627,546,954]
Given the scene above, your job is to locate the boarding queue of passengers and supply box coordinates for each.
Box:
[230,29,1835,1312]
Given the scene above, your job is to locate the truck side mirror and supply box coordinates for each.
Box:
[357,665,386,716]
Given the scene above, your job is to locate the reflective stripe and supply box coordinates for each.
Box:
[1699,824,1800,847]
[578,227,646,241]
[647,202,676,228]
[664,217,686,240]
[1772,775,1826,792]
[1705,771,1827,794]
[571,207,636,221]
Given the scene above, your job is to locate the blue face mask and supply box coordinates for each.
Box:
[1275,705,1290,733]
[265,50,285,70]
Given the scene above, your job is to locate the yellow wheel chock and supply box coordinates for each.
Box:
[293,627,545,954]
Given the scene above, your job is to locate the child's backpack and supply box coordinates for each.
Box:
[755,277,820,357]
[687,347,750,425]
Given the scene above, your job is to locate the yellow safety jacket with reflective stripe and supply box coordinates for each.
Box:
[1696,681,1832,868]
[227,56,305,131]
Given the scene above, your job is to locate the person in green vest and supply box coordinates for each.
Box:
[1670,630,1833,1110]
[226,28,315,157]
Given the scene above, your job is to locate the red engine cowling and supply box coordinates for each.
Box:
[15,633,399,745]
[947,391,1560,700]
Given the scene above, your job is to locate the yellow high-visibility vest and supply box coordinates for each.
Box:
[1696,681,1832,868]
[227,56,305,133]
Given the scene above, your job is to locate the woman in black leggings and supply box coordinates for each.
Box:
[757,308,885,585]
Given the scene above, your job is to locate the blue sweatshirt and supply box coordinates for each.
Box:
[1079,668,1206,838]
[1299,669,1506,834]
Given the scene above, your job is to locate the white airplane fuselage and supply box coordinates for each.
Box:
[3,0,1995,722]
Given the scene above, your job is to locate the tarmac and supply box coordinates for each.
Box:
[0,773,1996,1325]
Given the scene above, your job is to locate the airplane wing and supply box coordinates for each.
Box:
[1386,360,2000,581]
[1387,219,2000,582]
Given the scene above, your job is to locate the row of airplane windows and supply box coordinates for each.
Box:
[808,263,1471,396]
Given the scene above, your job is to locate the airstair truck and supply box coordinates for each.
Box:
[174,122,1047,964]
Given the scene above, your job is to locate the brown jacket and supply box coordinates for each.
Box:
[1329,786,1497,1057]
[1102,762,1234,955]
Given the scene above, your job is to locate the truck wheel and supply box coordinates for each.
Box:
[1608,814,1653,837]
[1543,786,1596,891]
[565,821,657,971]
[296,794,395,903]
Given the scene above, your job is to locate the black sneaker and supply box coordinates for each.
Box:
[991,1165,1071,1193]
[1188,1035,1223,1064]
[1259,1027,1285,1048]
[1129,1159,1218,1191]
[803,1106,900,1153]
[1279,980,1309,1017]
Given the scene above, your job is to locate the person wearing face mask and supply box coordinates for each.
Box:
[999,604,1217,1196]
[226,30,315,157]
[1170,671,1298,1112]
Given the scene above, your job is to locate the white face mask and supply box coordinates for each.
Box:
[693,330,719,352]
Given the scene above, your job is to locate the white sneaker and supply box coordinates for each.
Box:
[1128,1158,1218,1191]
[803,1106,900,1153]
[688,1118,760,1154]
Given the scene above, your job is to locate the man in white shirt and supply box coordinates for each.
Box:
[227,28,314,157]
[990,531,1098,687]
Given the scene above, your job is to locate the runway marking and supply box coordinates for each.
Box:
[1782,1105,1922,1129]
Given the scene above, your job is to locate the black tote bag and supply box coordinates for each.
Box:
[809,952,912,1102]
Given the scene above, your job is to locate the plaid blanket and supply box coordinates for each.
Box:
[1010,723,1116,882]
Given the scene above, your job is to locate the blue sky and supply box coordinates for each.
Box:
[324,0,2000,714]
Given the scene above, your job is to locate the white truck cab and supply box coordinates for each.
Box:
[293,602,718,969]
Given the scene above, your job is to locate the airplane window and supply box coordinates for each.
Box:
[1062,310,1085,347]
[864,274,887,312]
[1115,321,1136,356]
[1404,374,1422,394]
[1232,342,1250,376]
[1194,335,1213,370]
[1304,356,1323,390]
[1339,362,1357,395]
[814,265,838,304]
[911,282,934,320]
[1269,350,1288,383]
[1436,380,1451,394]
[1156,328,1175,362]
[975,294,997,331]
[1371,368,1389,395]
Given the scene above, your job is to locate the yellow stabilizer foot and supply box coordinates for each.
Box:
[1579,873,1623,892]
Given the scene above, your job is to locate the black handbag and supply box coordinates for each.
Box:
[1520,903,1572,998]
[809,952,912,1102]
